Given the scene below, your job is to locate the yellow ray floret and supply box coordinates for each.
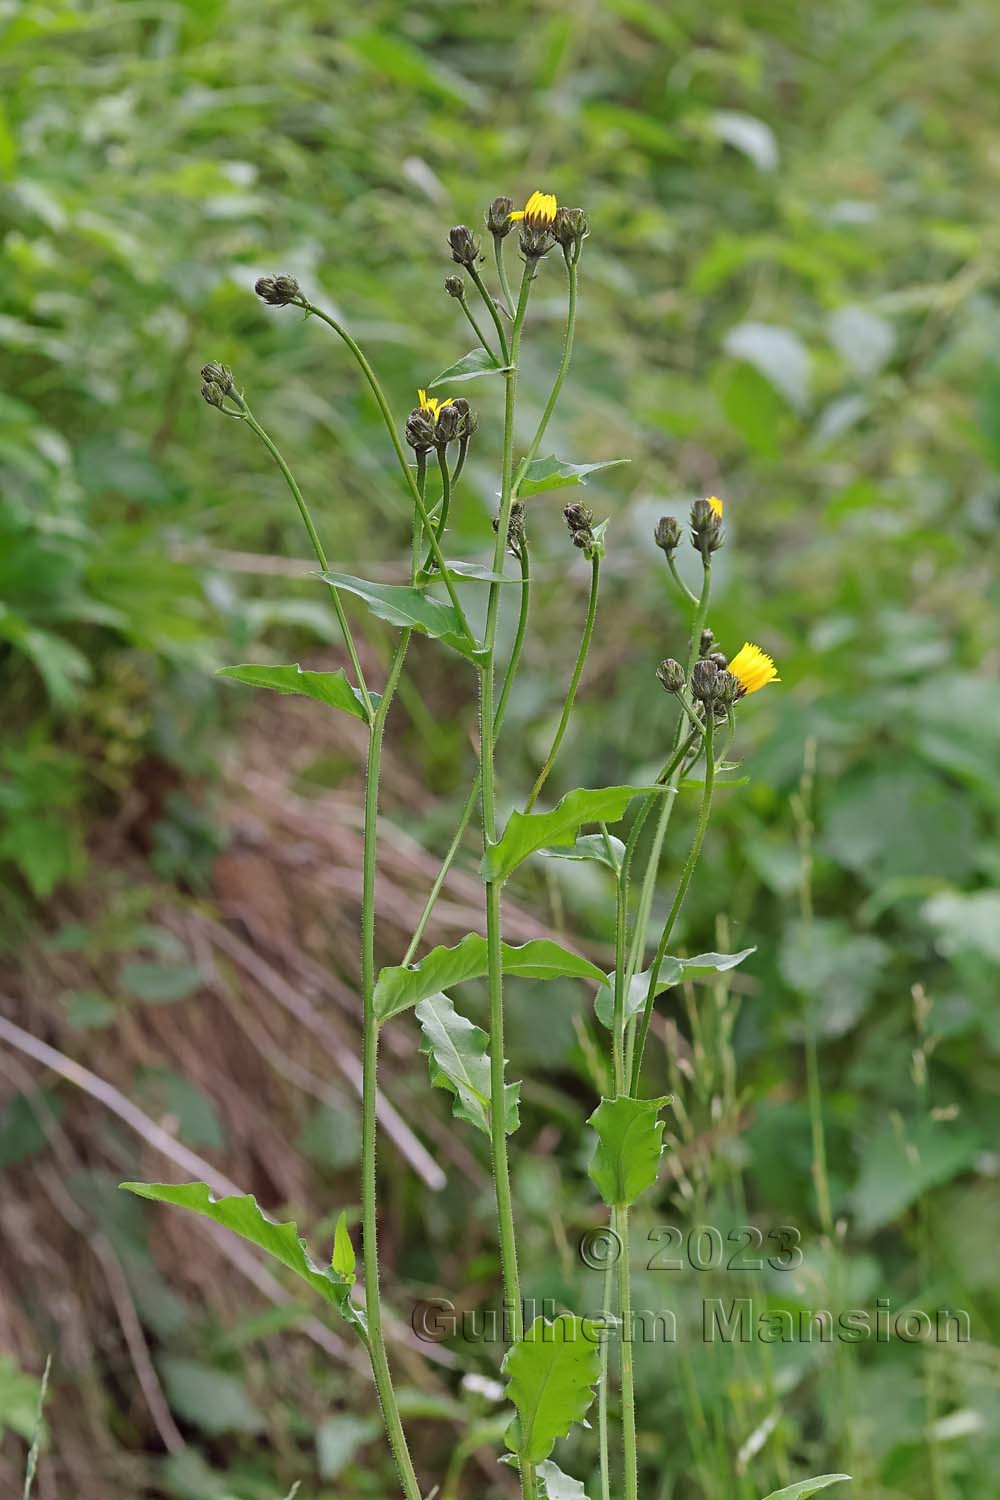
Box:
[707,495,724,518]
[727,641,780,696]
[509,190,558,228]
[418,389,454,419]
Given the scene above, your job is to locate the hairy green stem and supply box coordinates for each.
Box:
[525,552,600,811]
[235,400,373,720]
[457,291,497,358]
[467,262,510,364]
[360,642,421,1500]
[630,714,716,1094]
[614,1203,638,1500]
[494,234,514,320]
[480,260,535,1499]
[297,297,474,642]
[401,541,532,966]
[513,251,579,494]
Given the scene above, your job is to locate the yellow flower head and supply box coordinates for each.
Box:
[417,388,454,420]
[727,641,780,697]
[509,190,558,228]
[707,495,724,519]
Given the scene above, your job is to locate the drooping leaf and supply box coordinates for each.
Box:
[319,573,481,663]
[416,992,520,1137]
[218,662,374,722]
[516,455,628,499]
[594,949,756,1029]
[707,110,779,171]
[428,347,505,386]
[539,833,625,872]
[417,559,510,585]
[485,786,660,884]
[760,1478,851,1500]
[119,1181,364,1335]
[537,1459,591,1499]
[503,1315,600,1463]
[587,1095,670,1208]
[331,1211,356,1283]
[374,933,606,1023]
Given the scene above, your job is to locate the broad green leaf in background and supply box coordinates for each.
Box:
[415,992,520,1136]
[0,1355,46,1442]
[428,347,504,386]
[779,919,889,1039]
[853,1115,979,1234]
[316,1413,381,1479]
[515,455,629,498]
[485,786,660,884]
[374,933,606,1023]
[539,833,625,872]
[588,1095,670,1207]
[723,321,811,411]
[118,957,203,1004]
[827,304,894,377]
[537,1459,590,1499]
[760,1478,851,1499]
[319,574,480,662]
[922,889,1000,962]
[159,1357,264,1436]
[594,949,755,1029]
[119,1182,364,1334]
[218,663,374,722]
[706,110,779,171]
[503,1315,600,1463]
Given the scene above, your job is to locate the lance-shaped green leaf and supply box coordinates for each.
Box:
[416,992,519,1136]
[594,948,756,1029]
[587,1095,670,1208]
[761,1479,851,1500]
[218,663,376,723]
[319,573,482,663]
[374,933,606,1024]
[537,1461,591,1500]
[516,455,629,499]
[120,1181,365,1336]
[416,559,511,585]
[331,1211,356,1284]
[503,1315,601,1463]
[429,347,505,386]
[538,833,625,873]
[485,786,661,884]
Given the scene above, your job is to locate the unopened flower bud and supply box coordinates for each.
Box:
[434,402,463,447]
[714,670,741,707]
[200,361,234,395]
[450,396,478,438]
[254,274,301,307]
[656,659,686,694]
[405,406,436,452]
[690,497,724,559]
[486,196,514,238]
[493,500,527,559]
[699,627,715,656]
[563,501,594,548]
[691,658,720,703]
[444,275,465,299]
[708,651,729,671]
[519,223,555,261]
[448,225,481,268]
[201,381,226,409]
[654,516,681,557]
[552,206,589,261]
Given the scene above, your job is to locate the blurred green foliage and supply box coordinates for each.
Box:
[2,0,999,1497]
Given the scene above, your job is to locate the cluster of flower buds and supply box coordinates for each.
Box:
[494,499,527,560]
[563,501,603,561]
[691,657,741,711]
[405,392,476,455]
[200,361,238,411]
[254,274,301,307]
